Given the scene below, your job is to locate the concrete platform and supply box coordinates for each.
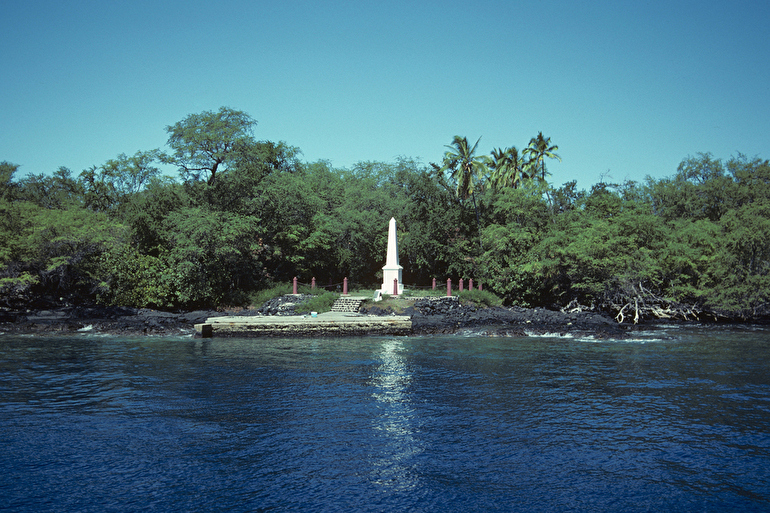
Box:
[195,311,411,338]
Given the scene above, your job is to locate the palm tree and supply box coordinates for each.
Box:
[490,146,527,189]
[438,136,489,251]
[524,132,561,183]
[439,136,489,202]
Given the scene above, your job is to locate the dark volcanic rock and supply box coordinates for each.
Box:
[361,305,393,316]
[410,304,629,339]
[2,293,630,339]
[0,294,314,337]
[254,294,313,316]
[0,306,204,336]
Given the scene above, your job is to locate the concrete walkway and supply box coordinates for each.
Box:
[195,311,411,337]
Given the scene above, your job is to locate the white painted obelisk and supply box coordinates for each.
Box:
[381,217,404,295]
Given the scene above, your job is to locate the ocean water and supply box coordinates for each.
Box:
[1,325,769,512]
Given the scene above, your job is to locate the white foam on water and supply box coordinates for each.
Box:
[524,331,575,339]
[577,336,667,344]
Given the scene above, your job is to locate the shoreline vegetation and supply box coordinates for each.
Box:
[2,107,769,324]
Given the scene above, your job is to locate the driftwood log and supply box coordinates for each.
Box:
[608,282,701,324]
[560,283,704,324]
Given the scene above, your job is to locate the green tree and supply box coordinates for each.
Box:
[199,140,301,214]
[436,136,490,256]
[0,201,128,306]
[162,107,258,185]
[161,207,267,307]
[17,167,83,209]
[0,161,19,201]
[489,146,528,190]
[479,182,553,305]
[80,150,160,214]
[392,158,461,284]
[648,153,734,222]
[726,154,770,207]
[438,136,488,202]
[524,132,560,182]
[709,200,770,316]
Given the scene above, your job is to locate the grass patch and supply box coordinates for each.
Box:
[295,291,340,314]
[366,296,418,314]
[458,288,503,307]
[249,283,292,307]
[402,288,446,298]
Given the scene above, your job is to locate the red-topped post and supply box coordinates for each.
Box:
[432,277,436,290]
[343,277,348,295]
[469,278,474,291]
[479,281,483,291]
[447,278,452,297]
[293,277,298,295]
[393,278,398,296]
[311,277,316,290]
[459,278,464,292]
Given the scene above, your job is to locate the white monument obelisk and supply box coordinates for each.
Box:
[381,217,403,295]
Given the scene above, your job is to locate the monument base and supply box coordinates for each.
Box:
[381,266,404,296]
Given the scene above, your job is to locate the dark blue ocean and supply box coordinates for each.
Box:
[1,325,769,512]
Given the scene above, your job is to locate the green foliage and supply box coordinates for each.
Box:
[17,167,83,209]
[648,153,735,222]
[489,146,528,190]
[294,291,340,314]
[0,161,19,201]
[80,151,160,214]
[162,107,258,185]
[394,160,460,283]
[161,207,267,307]
[123,176,189,255]
[705,200,770,317]
[96,245,175,308]
[438,136,489,202]
[458,288,502,307]
[478,183,553,305]
[249,283,295,308]
[4,107,768,319]
[524,132,561,182]
[0,200,128,305]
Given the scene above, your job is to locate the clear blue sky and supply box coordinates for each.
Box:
[2,0,768,191]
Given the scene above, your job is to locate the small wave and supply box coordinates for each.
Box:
[77,324,94,332]
[456,329,491,337]
[578,336,666,344]
[525,331,575,339]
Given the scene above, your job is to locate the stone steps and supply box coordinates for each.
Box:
[331,296,367,313]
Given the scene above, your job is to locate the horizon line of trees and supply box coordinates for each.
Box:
[2,106,768,321]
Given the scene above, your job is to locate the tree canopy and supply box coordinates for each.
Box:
[2,109,768,322]
[162,107,258,185]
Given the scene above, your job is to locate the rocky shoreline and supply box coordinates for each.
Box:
[385,297,629,339]
[0,295,631,339]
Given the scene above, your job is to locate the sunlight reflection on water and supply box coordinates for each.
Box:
[369,338,423,491]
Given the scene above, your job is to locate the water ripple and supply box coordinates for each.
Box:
[1,330,769,511]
